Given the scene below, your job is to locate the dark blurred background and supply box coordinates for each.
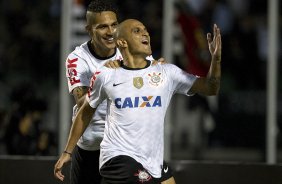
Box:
[0,0,281,163]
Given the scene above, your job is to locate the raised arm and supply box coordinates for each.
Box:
[190,24,222,96]
[54,99,95,181]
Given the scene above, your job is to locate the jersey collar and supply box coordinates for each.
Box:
[87,40,117,60]
[121,60,151,70]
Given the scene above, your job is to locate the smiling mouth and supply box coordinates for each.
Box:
[104,37,114,42]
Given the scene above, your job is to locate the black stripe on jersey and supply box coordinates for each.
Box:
[121,60,151,70]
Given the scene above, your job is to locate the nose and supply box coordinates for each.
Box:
[106,26,115,35]
[142,30,149,36]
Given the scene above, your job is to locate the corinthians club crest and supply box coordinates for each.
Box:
[134,170,152,183]
[148,72,163,86]
[133,77,144,89]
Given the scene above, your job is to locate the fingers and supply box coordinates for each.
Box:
[158,57,165,63]
[214,25,221,50]
[213,24,217,38]
[104,60,121,68]
[54,159,66,181]
[207,24,221,46]
[151,60,158,65]
[55,170,65,181]
[207,33,212,44]
[158,57,167,64]
[111,60,121,68]
[216,34,222,56]
[214,26,222,60]
[151,58,167,66]
[214,24,221,39]
[207,24,222,59]
[207,24,220,41]
[217,31,222,48]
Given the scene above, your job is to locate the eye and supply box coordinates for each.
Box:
[96,25,107,30]
[100,25,107,29]
[133,28,140,33]
[112,22,118,27]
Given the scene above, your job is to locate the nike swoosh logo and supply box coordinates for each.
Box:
[164,166,168,173]
[113,82,124,87]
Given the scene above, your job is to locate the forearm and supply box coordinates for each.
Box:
[202,23,221,95]
[77,94,87,108]
[206,56,221,95]
[64,102,94,153]
[189,24,222,96]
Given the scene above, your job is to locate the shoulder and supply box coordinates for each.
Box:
[153,63,186,78]
[70,42,89,57]
[66,42,91,65]
[89,66,116,88]
[94,66,115,79]
[153,63,179,70]
[99,66,113,73]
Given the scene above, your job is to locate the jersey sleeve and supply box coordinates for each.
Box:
[86,69,107,109]
[65,52,90,93]
[165,64,197,95]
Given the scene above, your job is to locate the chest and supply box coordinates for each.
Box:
[105,69,170,105]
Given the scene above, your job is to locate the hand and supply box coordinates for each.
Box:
[54,153,71,181]
[104,60,121,68]
[151,57,167,65]
[207,24,222,62]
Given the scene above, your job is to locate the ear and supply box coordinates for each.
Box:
[116,39,127,48]
[85,25,92,36]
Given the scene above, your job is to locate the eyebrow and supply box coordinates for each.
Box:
[95,21,118,28]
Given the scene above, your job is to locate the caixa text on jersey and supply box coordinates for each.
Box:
[114,96,161,109]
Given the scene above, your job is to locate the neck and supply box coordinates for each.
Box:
[122,50,147,68]
[126,57,147,68]
[91,40,115,58]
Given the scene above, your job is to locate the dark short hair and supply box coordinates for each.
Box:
[87,0,118,15]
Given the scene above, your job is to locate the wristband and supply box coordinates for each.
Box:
[63,150,72,156]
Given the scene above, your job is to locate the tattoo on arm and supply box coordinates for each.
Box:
[72,86,89,107]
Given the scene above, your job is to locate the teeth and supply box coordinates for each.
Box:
[106,38,113,41]
[142,40,148,44]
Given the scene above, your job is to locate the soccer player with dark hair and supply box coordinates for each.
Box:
[62,1,120,183]
[55,0,174,183]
